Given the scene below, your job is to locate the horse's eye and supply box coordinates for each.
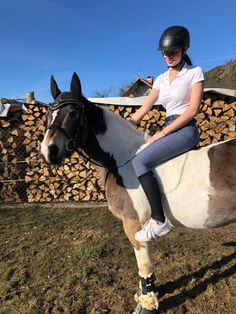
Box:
[69,110,78,118]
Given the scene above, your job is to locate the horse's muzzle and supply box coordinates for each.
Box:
[40,143,64,165]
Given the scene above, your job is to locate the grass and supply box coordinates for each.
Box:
[0,205,235,313]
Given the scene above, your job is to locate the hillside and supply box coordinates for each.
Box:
[204,59,236,89]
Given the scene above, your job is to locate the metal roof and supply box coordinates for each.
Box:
[89,88,236,106]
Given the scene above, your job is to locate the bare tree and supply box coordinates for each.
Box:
[92,87,112,98]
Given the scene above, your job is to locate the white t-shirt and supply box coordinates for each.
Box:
[153,63,204,117]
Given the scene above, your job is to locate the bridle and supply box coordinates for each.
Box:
[47,99,88,151]
[46,98,137,178]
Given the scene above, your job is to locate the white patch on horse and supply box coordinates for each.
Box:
[96,108,146,163]
[126,143,212,228]
[156,147,211,228]
[51,110,59,124]
[96,109,152,223]
[134,243,153,278]
[41,110,60,162]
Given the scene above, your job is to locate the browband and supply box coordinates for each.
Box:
[49,99,84,110]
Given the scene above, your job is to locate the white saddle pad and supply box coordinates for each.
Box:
[137,141,189,194]
[154,152,189,193]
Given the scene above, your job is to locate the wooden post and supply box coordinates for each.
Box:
[26,91,35,103]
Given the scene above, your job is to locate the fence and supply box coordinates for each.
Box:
[0,92,236,204]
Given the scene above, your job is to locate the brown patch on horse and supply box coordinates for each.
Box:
[46,128,55,141]
[96,167,141,249]
[207,139,236,226]
[122,218,142,249]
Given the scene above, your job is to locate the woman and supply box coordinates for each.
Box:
[130,25,204,242]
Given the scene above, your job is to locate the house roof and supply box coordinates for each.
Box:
[204,88,236,97]
[122,76,153,97]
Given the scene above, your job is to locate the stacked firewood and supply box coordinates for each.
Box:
[0,101,105,203]
[0,100,29,203]
[109,97,236,147]
[26,151,104,203]
[0,95,236,204]
[197,98,236,146]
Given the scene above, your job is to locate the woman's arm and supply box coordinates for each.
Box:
[149,81,204,143]
[164,81,204,134]
[129,88,159,125]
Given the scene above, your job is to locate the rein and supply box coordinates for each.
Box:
[77,147,136,169]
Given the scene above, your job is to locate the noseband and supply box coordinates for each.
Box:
[47,99,88,151]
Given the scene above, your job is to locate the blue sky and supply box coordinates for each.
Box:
[0,0,236,102]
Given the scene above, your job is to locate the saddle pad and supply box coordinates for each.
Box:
[154,152,189,193]
[137,142,189,193]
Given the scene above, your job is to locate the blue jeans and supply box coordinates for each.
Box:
[132,115,200,177]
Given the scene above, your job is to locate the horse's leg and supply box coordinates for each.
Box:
[123,219,159,313]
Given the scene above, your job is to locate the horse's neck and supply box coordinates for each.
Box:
[95,108,147,163]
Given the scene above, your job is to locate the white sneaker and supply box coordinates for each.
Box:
[135,218,171,242]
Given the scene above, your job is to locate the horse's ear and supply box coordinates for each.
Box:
[70,72,82,99]
[50,75,61,100]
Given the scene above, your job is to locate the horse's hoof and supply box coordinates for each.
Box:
[134,303,158,314]
[134,288,159,313]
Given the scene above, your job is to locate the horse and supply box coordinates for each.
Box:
[40,72,236,314]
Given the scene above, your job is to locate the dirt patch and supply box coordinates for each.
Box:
[0,205,235,313]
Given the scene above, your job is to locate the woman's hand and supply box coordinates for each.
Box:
[129,88,160,126]
[148,131,166,144]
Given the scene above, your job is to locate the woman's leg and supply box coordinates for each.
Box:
[133,123,199,178]
[138,170,165,222]
[133,123,199,241]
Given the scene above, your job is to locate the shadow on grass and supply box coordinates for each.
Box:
[158,242,236,312]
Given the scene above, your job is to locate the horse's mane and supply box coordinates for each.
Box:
[103,105,146,137]
[84,96,147,138]
[81,96,107,135]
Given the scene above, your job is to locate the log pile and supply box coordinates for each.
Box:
[0,94,236,204]
[108,97,236,146]
[197,98,236,146]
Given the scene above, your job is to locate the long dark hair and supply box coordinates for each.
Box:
[184,53,192,65]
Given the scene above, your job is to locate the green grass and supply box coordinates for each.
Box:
[0,205,235,314]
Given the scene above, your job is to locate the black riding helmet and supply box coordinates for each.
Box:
[158,25,190,51]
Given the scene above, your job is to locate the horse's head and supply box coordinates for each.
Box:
[40,72,88,165]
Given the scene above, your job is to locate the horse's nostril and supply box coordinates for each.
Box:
[48,144,59,156]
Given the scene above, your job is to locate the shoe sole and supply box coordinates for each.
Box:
[135,226,171,241]
[158,227,171,237]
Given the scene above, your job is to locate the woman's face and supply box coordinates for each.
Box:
[162,48,182,67]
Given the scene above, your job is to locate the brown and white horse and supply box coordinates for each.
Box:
[40,73,236,313]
